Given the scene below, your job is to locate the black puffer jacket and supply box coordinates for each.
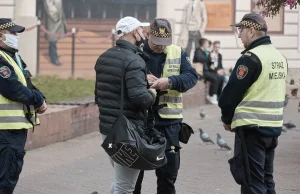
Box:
[193,48,212,72]
[95,40,156,135]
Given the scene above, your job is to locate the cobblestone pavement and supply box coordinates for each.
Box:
[15,100,300,194]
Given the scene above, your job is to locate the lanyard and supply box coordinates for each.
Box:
[14,52,26,75]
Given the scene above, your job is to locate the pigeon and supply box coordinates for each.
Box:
[199,128,214,144]
[283,122,296,129]
[199,109,206,119]
[216,133,231,150]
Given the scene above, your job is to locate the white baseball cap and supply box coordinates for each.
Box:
[115,16,150,37]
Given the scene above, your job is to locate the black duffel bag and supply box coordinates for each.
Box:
[101,65,167,170]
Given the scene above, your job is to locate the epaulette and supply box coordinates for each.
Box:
[243,52,252,57]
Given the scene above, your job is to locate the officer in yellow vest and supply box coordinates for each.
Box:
[0,18,47,194]
[133,18,198,194]
[218,13,287,194]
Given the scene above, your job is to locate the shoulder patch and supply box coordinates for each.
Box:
[236,65,248,79]
[0,66,11,78]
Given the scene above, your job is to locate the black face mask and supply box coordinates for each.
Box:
[135,32,145,51]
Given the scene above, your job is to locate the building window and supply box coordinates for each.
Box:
[251,0,284,33]
[59,0,156,19]
[204,0,235,32]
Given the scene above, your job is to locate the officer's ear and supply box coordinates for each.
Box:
[249,27,256,38]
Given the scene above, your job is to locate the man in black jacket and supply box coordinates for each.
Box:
[193,38,223,104]
[219,13,287,194]
[134,18,198,194]
[94,16,157,194]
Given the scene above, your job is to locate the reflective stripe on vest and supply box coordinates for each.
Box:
[232,112,283,122]
[158,45,183,119]
[231,44,287,129]
[238,101,285,109]
[0,51,39,130]
[159,96,182,103]
[165,58,181,65]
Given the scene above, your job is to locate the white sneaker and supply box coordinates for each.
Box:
[212,94,218,102]
[206,95,218,105]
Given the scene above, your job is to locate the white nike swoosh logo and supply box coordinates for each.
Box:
[156,156,164,161]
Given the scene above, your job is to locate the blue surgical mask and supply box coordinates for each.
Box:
[1,33,19,50]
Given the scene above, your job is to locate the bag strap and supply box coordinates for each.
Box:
[238,129,252,185]
[120,62,125,116]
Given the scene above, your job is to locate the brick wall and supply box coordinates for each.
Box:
[183,81,208,109]
[25,104,99,150]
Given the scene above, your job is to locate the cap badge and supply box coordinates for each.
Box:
[159,27,166,34]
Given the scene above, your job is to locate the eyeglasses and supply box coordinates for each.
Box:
[238,26,252,32]
[238,27,244,32]
[152,42,165,49]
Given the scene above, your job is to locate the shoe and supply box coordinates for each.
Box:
[211,94,218,104]
[206,95,218,105]
[55,61,62,66]
[91,192,98,194]
[52,60,62,66]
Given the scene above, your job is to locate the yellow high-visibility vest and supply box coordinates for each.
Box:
[158,45,183,119]
[0,50,40,130]
[231,44,287,129]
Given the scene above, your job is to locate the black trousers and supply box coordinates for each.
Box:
[0,129,27,194]
[230,129,278,194]
[203,71,224,97]
[134,124,181,194]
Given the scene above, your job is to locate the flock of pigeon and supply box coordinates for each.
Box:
[197,99,298,151]
[199,109,232,150]
[199,128,232,150]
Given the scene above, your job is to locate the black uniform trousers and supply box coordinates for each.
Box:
[0,129,27,194]
[230,128,278,194]
[134,124,181,194]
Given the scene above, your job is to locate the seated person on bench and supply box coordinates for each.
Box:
[193,38,224,105]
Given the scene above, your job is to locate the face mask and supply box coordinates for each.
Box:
[135,32,145,51]
[204,48,210,57]
[1,34,19,50]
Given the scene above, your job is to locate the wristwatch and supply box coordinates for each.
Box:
[168,78,173,90]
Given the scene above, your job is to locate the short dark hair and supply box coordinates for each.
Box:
[213,40,220,45]
[208,40,212,46]
[199,38,209,47]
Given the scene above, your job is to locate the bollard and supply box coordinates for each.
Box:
[71,27,76,78]
[36,20,41,76]
[111,29,116,47]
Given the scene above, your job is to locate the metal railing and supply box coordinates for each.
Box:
[25,20,118,78]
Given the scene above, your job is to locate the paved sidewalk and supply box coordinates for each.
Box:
[15,100,300,194]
